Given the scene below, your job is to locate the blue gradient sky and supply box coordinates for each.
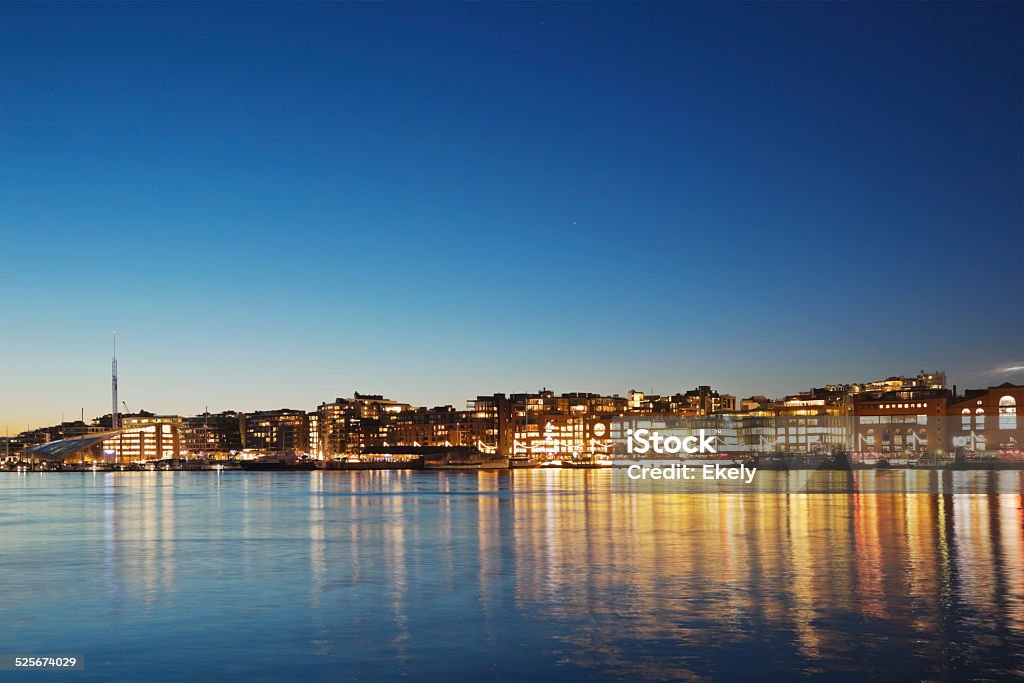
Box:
[2,2,1022,430]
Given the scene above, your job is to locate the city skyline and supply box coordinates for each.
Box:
[2,3,1022,429]
[12,368,1022,466]
[0,358,1006,436]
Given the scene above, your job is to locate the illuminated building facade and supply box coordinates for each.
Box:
[843,371,947,398]
[851,382,1022,457]
[611,397,851,457]
[626,387,736,415]
[853,394,948,456]
[762,396,852,452]
[316,394,411,456]
[307,412,321,458]
[469,390,623,458]
[946,383,1022,454]
[390,405,493,449]
[181,412,243,456]
[106,415,183,462]
[242,409,309,455]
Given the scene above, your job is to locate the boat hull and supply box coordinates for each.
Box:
[240,461,318,471]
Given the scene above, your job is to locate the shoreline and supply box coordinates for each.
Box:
[4,463,1024,473]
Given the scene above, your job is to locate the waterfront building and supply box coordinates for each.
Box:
[946,382,1022,454]
[34,414,185,463]
[611,396,851,457]
[465,394,513,456]
[307,412,321,459]
[514,391,619,457]
[391,405,493,449]
[768,394,852,452]
[316,393,411,456]
[851,382,1023,457]
[112,415,183,461]
[181,412,244,457]
[853,392,949,456]
[470,390,621,458]
[683,399,852,456]
[23,432,119,464]
[243,409,309,455]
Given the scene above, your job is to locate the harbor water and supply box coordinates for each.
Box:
[1,470,1022,681]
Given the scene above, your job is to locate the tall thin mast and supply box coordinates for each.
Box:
[112,331,119,431]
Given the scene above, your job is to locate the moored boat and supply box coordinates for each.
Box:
[509,456,542,469]
[241,455,317,471]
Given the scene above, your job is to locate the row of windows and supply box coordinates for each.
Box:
[860,415,927,425]
[962,396,1018,430]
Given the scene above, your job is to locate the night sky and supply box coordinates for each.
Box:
[2,2,1021,429]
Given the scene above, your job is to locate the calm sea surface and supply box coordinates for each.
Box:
[1,471,1022,682]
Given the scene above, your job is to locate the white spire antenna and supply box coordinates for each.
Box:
[112,331,119,431]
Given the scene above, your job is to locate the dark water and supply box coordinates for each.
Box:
[1,471,1022,682]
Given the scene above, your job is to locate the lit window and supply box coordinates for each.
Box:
[999,396,1017,430]
[962,408,971,430]
[976,408,985,430]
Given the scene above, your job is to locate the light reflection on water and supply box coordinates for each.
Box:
[0,470,1021,681]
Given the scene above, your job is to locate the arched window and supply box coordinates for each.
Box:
[976,408,985,430]
[961,408,971,430]
[999,396,1017,430]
